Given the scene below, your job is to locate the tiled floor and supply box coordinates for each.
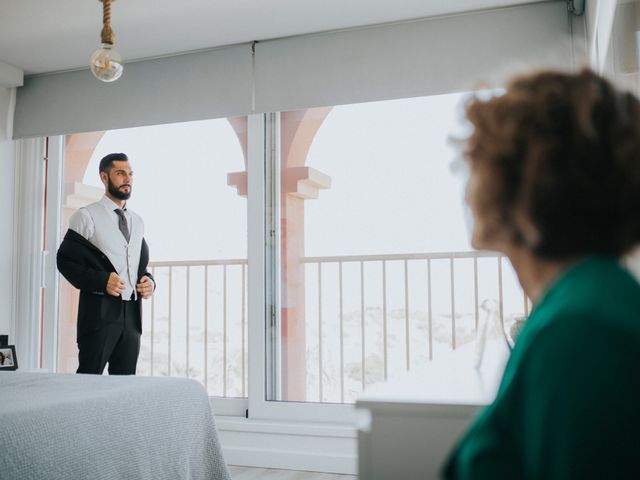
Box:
[228,465,357,479]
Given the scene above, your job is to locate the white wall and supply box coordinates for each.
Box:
[0,86,16,340]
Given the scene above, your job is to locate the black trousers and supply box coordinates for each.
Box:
[76,299,141,375]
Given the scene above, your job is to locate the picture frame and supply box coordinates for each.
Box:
[0,345,17,371]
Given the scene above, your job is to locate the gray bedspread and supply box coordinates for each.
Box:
[0,372,231,480]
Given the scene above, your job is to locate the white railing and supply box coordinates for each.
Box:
[140,251,528,403]
[301,251,529,403]
[140,259,248,398]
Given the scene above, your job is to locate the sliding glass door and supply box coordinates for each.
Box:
[52,118,248,412]
[41,93,528,422]
[265,94,528,409]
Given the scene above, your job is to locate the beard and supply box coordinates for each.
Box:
[108,177,131,200]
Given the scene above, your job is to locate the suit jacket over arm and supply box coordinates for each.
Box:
[57,229,154,339]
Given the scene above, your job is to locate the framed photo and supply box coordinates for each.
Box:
[0,345,17,371]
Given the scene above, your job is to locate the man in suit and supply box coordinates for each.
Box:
[57,152,155,375]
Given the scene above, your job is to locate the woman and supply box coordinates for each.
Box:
[444,69,640,479]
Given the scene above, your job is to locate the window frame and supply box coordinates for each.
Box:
[247,113,357,423]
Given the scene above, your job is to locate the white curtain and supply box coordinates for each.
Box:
[12,137,46,370]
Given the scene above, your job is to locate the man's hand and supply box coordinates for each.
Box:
[106,272,126,297]
[136,275,154,300]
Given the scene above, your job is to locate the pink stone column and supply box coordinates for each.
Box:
[57,132,106,373]
[279,108,332,400]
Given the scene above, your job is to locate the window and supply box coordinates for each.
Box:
[44,93,527,420]
[268,94,527,405]
[56,118,248,401]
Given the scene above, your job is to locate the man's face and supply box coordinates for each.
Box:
[102,160,133,200]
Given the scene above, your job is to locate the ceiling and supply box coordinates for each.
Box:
[0,0,552,76]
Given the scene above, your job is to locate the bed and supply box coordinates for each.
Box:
[0,372,231,480]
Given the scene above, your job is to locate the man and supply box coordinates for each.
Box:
[57,153,155,375]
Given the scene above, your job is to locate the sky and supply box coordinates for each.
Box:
[83,118,248,261]
[304,92,473,256]
[83,91,475,261]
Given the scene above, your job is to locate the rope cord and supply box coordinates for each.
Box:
[100,0,115,45]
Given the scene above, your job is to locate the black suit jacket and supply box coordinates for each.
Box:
[57,229,154,339]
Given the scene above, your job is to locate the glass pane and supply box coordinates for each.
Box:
[58,117,248,398]
[609,0,640,278]
[272,94,527,404]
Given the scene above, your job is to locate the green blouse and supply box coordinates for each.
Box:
[443,257,640,479]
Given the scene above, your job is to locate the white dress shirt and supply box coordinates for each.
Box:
[69,195,142,301]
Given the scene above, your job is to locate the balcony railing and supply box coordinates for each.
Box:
[140,259,248,398]
[140,251,528,403]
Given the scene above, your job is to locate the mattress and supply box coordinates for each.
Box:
[0,372,231,480]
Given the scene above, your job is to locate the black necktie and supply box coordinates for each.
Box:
[114,208,130,242]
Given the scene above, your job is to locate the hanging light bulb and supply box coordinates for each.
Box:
[90,0,123,82]
[90,43,123,82]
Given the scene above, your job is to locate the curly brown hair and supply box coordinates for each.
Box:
[464,69,640,259]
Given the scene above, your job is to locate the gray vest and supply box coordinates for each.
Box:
[84,202,144,300]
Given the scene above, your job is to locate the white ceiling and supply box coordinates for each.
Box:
[0,0,551,75]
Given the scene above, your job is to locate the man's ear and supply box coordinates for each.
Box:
[99,171,108,187]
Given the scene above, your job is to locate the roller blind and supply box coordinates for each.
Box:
[14,44,254,138]
[254,2,571,113]
[13,2,572,138]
